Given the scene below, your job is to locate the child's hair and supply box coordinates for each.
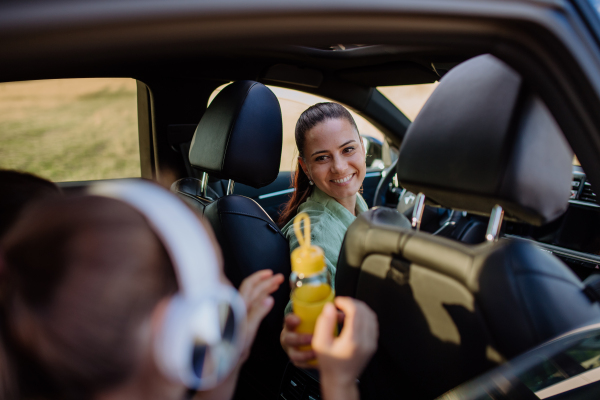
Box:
[0,169,60,240]
[0,195,178,399]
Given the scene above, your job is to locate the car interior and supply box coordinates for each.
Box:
[335,54,600,400]
[131,48,600,399]
[5,23,600,399]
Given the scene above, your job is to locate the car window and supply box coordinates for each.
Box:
[441,327,600,400]
[378,82,439,121]
[209,83,386,171]
[0,78,140,182]
[522,333,600,398]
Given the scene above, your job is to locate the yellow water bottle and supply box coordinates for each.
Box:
[290,213,336,364]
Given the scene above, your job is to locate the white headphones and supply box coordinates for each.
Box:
[88,180,247,390]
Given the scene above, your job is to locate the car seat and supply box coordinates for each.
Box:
[172,81,290,399]
[335,55,600,399]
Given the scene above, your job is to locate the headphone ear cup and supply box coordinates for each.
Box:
[153,288,247,390]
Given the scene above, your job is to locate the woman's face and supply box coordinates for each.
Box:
[299,118,366,204]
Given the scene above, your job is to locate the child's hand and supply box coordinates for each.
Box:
[312,297,378,400]
[238,269,284,361]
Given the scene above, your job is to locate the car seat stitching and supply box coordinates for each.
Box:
[219,210,285,237]
[220,209,273,221]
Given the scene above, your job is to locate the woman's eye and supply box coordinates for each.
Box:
[315,155,328,162]
[343,146,356,154]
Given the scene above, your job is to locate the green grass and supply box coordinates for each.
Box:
[0,78,140,182]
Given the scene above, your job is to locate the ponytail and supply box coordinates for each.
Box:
[278,163,312,227]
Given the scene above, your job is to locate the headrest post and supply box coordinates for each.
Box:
[411,192,426,230]
[486,205,504,242]
[200,172,209,198]
[226,180,235,195]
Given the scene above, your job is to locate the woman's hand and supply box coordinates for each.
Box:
[312,297,378,400]
[280,313,315,369]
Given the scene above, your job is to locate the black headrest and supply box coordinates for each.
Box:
[189,81,282,188]
[397,55,573,226]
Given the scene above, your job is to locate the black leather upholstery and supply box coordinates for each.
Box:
[172,81,290,399]
[204,195,291,398]
[335,55,600,399]
[204,195,289,288]
[337,209,600,399]
[188,80,283,188]
[397,55,573,226]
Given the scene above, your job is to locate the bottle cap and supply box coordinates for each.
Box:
[291,213,325,275]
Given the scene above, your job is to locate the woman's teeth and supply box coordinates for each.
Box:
[333,174,353,184]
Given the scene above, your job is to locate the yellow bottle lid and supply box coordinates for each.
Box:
[291,213,325,276]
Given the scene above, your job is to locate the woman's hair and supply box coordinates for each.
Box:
[278,103,359,227]
[0,195,178,400]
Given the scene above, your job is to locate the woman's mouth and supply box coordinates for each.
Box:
[331,174,354,184]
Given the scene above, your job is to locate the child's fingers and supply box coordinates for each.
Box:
[243,272,283,307]
[239,270,273,298]
[312,303,337,352]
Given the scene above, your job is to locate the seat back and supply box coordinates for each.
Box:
[336,55,600,399]
[338,210,600,398]
[175,81,289,398]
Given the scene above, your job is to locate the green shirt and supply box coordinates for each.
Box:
[282,186,369,314]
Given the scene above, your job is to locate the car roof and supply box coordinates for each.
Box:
[3,0,600,188]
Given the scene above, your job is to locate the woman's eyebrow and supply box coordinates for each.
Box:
[311,149,328,157]
[339,140,356,148]
[311,140,357,157]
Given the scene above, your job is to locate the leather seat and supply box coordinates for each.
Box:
[336,55,600,399]
[174,81,290,399]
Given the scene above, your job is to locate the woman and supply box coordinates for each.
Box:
[279,102,369,368]
[0,181,377,400]
[279,102,368,276]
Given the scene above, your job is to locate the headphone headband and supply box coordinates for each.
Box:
[88,180,219,297]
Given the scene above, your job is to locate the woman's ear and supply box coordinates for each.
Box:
[359,134,366,153]
[298,157,311,180]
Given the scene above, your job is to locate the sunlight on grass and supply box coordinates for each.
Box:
[0,78,139,182]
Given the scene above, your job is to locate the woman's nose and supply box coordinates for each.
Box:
[331,156,347,173]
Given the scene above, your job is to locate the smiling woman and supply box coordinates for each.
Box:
[277,102,410,370]
[0,78,140,182]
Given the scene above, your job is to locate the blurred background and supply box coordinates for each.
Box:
[0,78,437,182]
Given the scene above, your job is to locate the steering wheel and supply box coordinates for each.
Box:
[373,157,400,207]
[373,157,417,215]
